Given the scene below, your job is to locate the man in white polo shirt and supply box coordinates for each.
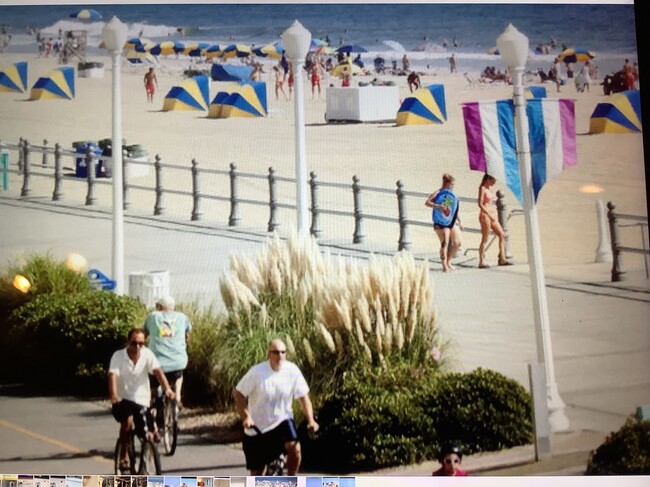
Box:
[109,327,174,470]
[233,338,319,475]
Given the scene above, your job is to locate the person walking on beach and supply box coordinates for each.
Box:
[449,53,457,73]
[407,71,421,92]
[623,59,635,90]
[477,174,511,268]
[144,67,158,103]
[551,57,564,92]
[425,173,462,272]
[287,62,294,100]
[309,60,323,98]
[273,65,288,100]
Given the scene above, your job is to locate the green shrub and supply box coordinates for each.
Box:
[302,366,532,473]
[8,290,147,392]
[419,367,533,454]
[586,415,650,475]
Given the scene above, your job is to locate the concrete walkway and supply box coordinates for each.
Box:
[1,196,649,476]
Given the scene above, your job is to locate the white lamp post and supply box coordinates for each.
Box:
[281,20,311,236]
[497,24,570,432]
[102,16,128,294]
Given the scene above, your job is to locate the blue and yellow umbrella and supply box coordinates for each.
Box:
[557,47,595,64]
[204,44,222,59]
[69,9,102,20]
[0,61,28,93]
[220,44,252,59]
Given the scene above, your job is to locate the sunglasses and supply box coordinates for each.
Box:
[270,350,286,355]
[130,341,145,347]
[444,458,460,465]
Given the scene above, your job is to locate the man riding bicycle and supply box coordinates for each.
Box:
[143,296,192,408]
[233,338,319,475]
[108,328,175,471]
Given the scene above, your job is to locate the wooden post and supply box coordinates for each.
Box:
[85,146,96,205]
[20,139,30,197]
[268,166,278,232]
[18,137,24,172]
[42,139,49,165]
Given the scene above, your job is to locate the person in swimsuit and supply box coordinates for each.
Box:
[477,174,511,268]
[310,61,322,98]
[144,68,158,103]
[273,65,288,101]
[425,173,463,272]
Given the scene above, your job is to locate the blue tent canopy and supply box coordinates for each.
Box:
[210,64,254,82]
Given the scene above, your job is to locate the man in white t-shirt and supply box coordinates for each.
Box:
[109,328,174,470]
[233,338,319,475]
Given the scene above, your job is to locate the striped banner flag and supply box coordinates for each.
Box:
[462,98,577,204]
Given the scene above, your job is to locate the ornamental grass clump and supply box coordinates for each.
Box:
[214,232,444,407]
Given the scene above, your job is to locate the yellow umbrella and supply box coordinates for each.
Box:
[331,60,364,78]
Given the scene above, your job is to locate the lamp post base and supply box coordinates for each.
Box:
[548,389,570,432]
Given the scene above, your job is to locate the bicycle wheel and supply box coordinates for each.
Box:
[114,436,137,475]
[138,439,161,475]
[162,399,178,456]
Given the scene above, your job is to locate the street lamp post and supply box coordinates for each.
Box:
[281,20,311,236]
[496,24,570,432]
[102,17,128,294]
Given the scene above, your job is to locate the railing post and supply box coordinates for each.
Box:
[397,180,411,251]
[18,137,24,173]
[496,190,513,260]
[191,158,202,221]
[42,139,49,165]
[0,140,8,191]
[52,143,63,201]
[154,154,164,215]
[607,201,624,282]
[20,139,30,197]
[122,148,130,210]
[595,198,612,263]
[352,175,365,244]
[228,162,239,226]
[85,146,96,205]
[268,166,279,232]
[309,171,321,238]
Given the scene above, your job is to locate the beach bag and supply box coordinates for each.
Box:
[431,189,459,227]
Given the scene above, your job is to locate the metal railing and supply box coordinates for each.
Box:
[607,201,650,281]
[1,137,519,254]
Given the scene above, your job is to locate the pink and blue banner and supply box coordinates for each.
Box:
[462,98,577,204]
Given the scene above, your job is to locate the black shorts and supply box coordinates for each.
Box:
[111,399,149,436]
[242,419,299,471]
[149,369,183,391]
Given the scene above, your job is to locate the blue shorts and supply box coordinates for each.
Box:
[242,419,299,471]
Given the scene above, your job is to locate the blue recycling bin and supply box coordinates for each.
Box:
[75,143,104,178]
[88,268,116,291]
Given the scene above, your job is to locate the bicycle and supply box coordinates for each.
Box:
[151,383,179,456]
[114,415,161,475]
[251,425,286,475]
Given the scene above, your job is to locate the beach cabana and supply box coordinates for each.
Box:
[210,64,253,82]
[162,75,210,111]
[589,90,642,134]
[396,84,447,126]
[29,67,75,100]
[525,86,547,98]
[0,61,28,93]
[208,81,267,119]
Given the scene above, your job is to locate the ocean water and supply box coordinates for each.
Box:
[0,3,640,75]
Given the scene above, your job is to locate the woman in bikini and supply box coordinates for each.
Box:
[477,174,511,268]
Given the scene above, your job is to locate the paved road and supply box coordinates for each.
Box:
[1,197,649,476]
[0,388,248,475]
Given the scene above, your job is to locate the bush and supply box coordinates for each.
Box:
[302,366,532,473]
[586,415,650,475]
[8,290,147,393]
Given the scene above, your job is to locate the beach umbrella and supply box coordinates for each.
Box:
[149,41,173,56]
[0,61,28,93]
[589,90,642,134]
[126,37,155,52]
[331,60,364,78]
[397,84,447,126]
[336,44,368,54]
[252,42,283,59]
[383,40,406,53]
[204,44,222,59]
[163,75,210,111]
[557,47,595,64]
[29,67,75,100]
[125,50,156,65]
[173,41,187,54]
[221,44,252,59]
[208,81,267,119]
[310,38,329,50]
[69,9,102,20]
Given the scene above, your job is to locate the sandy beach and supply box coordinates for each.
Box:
[0,50,646,271]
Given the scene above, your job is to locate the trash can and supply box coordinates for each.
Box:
[129,270,170,309]
[125,144,150,178]
[74,142,104,178]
